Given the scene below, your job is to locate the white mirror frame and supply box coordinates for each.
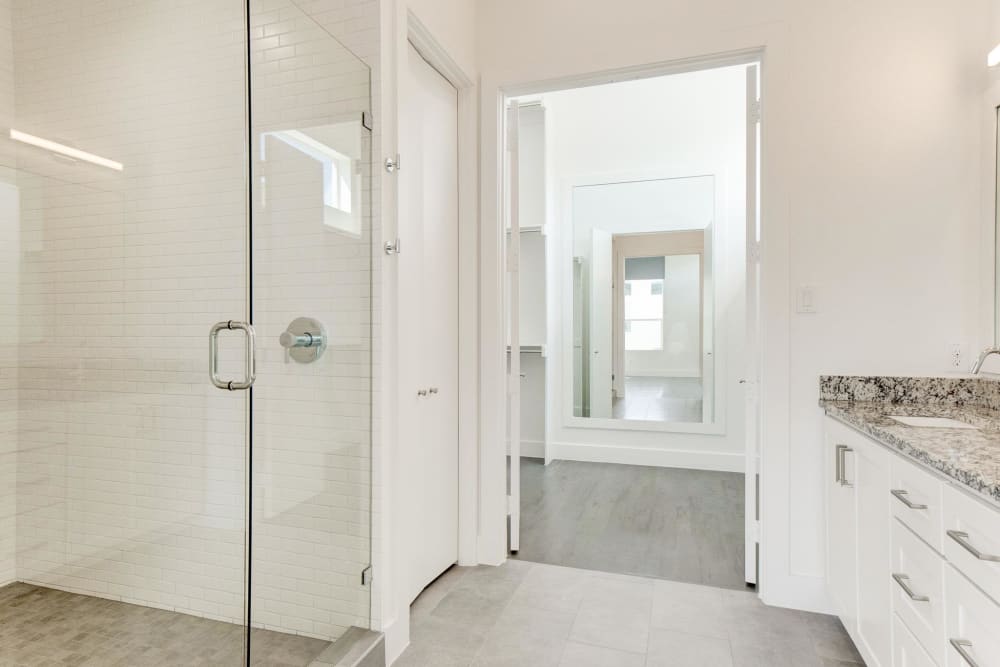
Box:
[982,76,1000,349]
[558,168,729,435]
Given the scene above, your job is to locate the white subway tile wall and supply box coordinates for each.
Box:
[2,0,378,645]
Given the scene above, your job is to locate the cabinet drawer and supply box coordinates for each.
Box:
[892,518,944,664]
[942,485,1000,604]
[894,614,938,667]
[944,565,1000,666]
[891,455,944,552]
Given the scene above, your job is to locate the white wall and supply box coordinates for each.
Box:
[478,0,990,611]
[534,67,747,469]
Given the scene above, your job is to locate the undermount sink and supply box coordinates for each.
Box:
[887,415,977,429]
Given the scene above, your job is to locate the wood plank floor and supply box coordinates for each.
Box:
[0,582,333,666]
[513,459,747,589]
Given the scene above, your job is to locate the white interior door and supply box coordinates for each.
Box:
[506,102,522,552]
[400,41,459,602]
[702,222,715,421]
[744,63,761,585]
[588,228,613,418]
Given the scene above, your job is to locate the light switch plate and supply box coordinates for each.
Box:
[796,285,817,313]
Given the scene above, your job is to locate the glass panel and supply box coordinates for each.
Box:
[249,0,372,661]
[1,1,250,663]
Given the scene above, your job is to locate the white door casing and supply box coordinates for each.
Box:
[506,101,522,552]
[744,63,761,585]
[400,41,460,603]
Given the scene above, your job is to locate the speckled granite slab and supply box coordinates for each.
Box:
[819,375,1000,506]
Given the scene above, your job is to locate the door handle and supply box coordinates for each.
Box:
[835,445,853,486]
[209,320,256,391]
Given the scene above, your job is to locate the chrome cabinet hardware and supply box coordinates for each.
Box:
[209,320,256,391]
[949,639,980,666]
[891,573,929,602]
[891,489,928,510]
[385,154,400,173]
[947,530,1000,562]
[835,445,853,486]
[280,317,326,363]
[385,238,401,255]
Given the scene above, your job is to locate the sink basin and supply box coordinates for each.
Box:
[888,415,977,429]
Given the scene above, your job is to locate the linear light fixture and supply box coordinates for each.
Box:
[9,129,123,171]
[989,44,1000,67]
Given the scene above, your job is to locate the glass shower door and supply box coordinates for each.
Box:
[246,1,373,662]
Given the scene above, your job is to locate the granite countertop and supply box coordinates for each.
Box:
[821,399,1000,506]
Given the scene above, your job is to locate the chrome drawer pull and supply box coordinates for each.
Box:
[835,445,853,487]
[947,530,1000,562]
[890,489,928,510]
[891,573,929,602]
[950,639,980,667]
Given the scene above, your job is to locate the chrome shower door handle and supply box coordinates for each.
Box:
[209,320,256,391]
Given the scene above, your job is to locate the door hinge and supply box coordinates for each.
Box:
[385,154,400,173]
[361,565,373,586]
[750,100,761,123]
[748,241,761,263]
[361,111,373,131]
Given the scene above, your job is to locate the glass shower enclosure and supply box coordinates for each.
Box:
[0,0,372,664]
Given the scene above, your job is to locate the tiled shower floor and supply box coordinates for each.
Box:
[0,582,333,666]
[396,560,864,667]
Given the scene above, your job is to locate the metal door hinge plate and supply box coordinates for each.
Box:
[361,565,373,586]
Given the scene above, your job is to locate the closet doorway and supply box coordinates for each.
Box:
[398,40,461,604]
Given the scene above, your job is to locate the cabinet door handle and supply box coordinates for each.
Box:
[890,489,928,510]
[949,639,980,667]
[836,445,853,487]
[891,573,929,602]
[947,530,1000,562]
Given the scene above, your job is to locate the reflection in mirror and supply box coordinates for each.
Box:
[996,106,1000,345]
[572,176,715,423]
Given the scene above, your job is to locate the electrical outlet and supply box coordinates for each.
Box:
[949,343,967,369]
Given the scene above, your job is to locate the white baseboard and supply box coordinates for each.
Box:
[383,610,409,666]
[625,369,701,378]
[519,440,544,458]
[548,441,743,472]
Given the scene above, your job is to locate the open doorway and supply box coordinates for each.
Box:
[504,57,761,590]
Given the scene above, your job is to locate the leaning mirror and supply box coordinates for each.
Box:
[571,176,717,424]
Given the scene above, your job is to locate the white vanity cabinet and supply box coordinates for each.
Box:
[824,416,1000,667]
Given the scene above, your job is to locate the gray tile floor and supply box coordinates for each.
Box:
[0,582,332,666]
[612,377,703,422]
[515,459,746,588]
[396,560,864,667]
